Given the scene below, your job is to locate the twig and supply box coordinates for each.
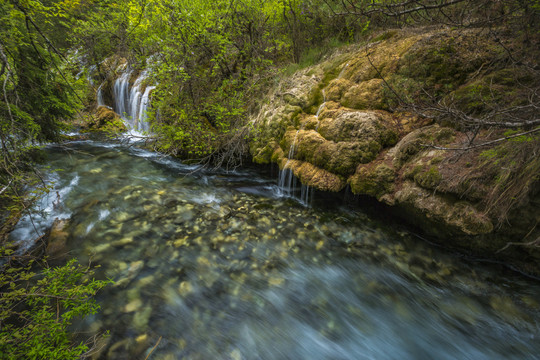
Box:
[421,127,540,151]
[0,179,13,195]
[144,336,162,360]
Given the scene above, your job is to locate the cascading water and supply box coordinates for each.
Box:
[277,129,298,195]
[277,127,313,206]
[113,71,132,118]
[111,70,156,133]
[276,63,350,205]
[138,85,156,133]
[96,83,105,107]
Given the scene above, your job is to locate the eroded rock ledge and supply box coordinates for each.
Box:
[249,28,540,275]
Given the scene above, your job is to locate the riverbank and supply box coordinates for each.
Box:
[248,27,540,277]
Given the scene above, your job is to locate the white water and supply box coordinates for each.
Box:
[138,85,156,133]
[97,83,105,107]
[113,71,132,118]
[9,140,540,360]
[277,128,312,206]
[112,70,156,135]
[8,174,79,254]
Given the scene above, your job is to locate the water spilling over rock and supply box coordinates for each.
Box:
[112,70,156,133]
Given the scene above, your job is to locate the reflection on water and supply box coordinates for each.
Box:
[10,141,540,359]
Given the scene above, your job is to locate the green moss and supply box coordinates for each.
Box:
[403,164,423,180]
[434,128,455,143]
[414,165,442,189]
[396,138,423,166]
[381,128,399,146]
[349,164,396,199]
[253,143,275,164]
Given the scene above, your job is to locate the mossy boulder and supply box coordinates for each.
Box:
[349,164,396,199]
[341,79,386,110]
[82,107,127,133]
[342,33,423,83]
[281,159,346,192]
[280,128,386,176]
[392,125,455,167]
[317,110,397,145]
[253,141,279,164]
[394,181,493,236]
[414,165,442,190]
[325,78,354,102]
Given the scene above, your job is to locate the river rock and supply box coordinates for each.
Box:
[46,218,70,260]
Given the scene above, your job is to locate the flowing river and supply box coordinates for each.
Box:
[9,139,540,360]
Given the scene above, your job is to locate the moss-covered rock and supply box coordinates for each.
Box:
[341,79,386,110]
[280,128,388,176]
[281,159,346,192]
[394,181,493,236]
[414,165,442,190]
[81,107,127,133]
[392,125,455,167]
[325,78,354,102]
[349,164,396,199]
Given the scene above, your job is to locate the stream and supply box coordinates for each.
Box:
[8,139,540,360]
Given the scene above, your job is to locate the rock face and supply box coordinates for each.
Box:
[249,28,540,273]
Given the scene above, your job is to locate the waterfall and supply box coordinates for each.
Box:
[138,86,156,133]
[277,128,312,205]
[113,71,132,118]
[278,129,300,196]
[112,70,156,133]
[97,83,105,107]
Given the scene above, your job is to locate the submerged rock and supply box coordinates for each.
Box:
[46,218,70,260]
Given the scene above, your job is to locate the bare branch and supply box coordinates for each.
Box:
[421,127,540,151]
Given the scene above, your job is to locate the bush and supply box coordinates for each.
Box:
[0,253,112,360]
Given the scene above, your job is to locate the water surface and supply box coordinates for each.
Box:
[10,140,540,360]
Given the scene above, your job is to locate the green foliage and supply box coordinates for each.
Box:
[0,0,84,212]
[0,255,112,360]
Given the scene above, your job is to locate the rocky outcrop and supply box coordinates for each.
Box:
[77,106,127,133]
[250,28,540,273]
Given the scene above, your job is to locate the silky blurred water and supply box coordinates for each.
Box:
[10,140,540,360]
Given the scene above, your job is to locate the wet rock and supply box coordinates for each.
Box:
[124,298,143,313]
[133,306,152,330]
[46,218,70,260]
[84,107,127,133]
[112,236,134,247]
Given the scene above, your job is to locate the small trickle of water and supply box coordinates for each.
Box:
[315,89,326,119]
[278,129,300,200]
[97,83,105,107]
[337,63,349,79]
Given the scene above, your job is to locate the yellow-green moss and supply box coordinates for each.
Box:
[414,165,442,190]
[341,79,387,110]
[349,164,396,199]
